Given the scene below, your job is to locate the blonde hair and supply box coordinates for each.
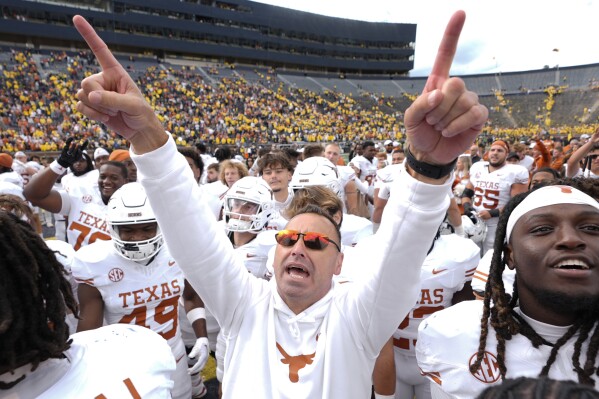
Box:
[458,154,473,174]
[219,160,249,186]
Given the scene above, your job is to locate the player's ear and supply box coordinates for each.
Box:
[333,252,343,275]
[504,244,515,270]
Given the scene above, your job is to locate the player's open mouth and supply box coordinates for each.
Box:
[552,259,590,270]
[287,265,309,278]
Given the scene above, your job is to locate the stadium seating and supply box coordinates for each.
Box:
[1,47,598,156]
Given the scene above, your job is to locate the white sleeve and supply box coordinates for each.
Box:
[353,176,370,195]
[58,190,71,215]
[471,249,494,294]
[339,166,452,355]
[132,136,267,332]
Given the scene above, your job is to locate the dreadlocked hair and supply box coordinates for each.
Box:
[476,376,599,399]
[470,183,599,385]
[556,177,599,200]
[0,212,78,382]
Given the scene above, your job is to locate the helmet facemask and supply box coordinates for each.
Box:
[461,212,488,244]
[107,182,164,262]
[110,222,164,262]
[223,176,275,234]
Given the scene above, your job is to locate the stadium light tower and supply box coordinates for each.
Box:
[552,48,560,85]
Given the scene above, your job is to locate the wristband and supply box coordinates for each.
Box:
[462,188,475,199]
[463,202,474,215]
[489,208,500,218]
[405,146,457,179]
[49,160,67,175]
[187,307,206,324]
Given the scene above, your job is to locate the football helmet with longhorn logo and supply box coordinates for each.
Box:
[223,176,275,233]
[461,211,487,244]
[107,182,164,261]
[290,156,342,198]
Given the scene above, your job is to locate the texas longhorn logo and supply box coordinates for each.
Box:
[276,336,319,383]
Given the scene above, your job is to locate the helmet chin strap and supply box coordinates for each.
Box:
[226,217,253,232]
[122,243,160,265]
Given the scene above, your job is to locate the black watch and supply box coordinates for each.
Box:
[405,146,457,179]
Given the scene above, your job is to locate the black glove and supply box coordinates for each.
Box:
[57,138,88,168]
[463,202,474,216]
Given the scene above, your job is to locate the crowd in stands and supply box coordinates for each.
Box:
[2,48,598,162]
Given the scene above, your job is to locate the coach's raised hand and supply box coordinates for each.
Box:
[405,11,488,168]
[73,15,167,154]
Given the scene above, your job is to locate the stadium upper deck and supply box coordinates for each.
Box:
[0,0,415,75]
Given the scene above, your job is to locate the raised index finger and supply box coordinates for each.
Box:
[73,15,121,71]
[423,10,466,93]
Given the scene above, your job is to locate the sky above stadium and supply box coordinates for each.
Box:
[252,0,599,77]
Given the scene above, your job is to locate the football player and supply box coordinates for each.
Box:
[323,142,361,217]
[461,140,529,255]
[257,151,294,230]
[392,225,479,399]
[214,176,277,386]
[24,139,128,250]
[0,210,175,398]
[72,183,209,399]
[222,176,276,279]
[289,156,372,247]
[417,184,599,397]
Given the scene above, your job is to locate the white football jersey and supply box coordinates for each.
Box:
[72,240,186,359]
[374,164,403,200]
[468,162,529,213]
[61,169,99,193]
[0,324,174,399]
[45,239,78,334]
[394,234,479,354]
[58,183,110,250]
[471,249,516,297]
[340,213,372,247]
[573,169,599,179]
[232,230,275,280]
[417,301,599,398]
[337,164,357,188]
[199,181,229,220]
[350,155,378,187]
[265,189,294,231]
[519,155,534,172]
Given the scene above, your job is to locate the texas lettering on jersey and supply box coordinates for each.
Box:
[469,163,529,213]
[73,240,187,348]
[119,279,182,308]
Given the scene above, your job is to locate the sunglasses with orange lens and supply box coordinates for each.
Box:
[275,230,341,252]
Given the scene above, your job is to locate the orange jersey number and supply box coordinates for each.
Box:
[95,378,141,399]
[473,188,500,210]
[119,296,179,340]
[396,305,444,349]
[69,221,110,250]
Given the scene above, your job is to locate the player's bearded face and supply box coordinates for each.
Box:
[507,204,599,323]
[488,146,507,167]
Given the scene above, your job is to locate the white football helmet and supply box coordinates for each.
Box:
[223,176,275,233]
[107,182,164,261]
[461,212,487,244]
[290,157,342,197]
